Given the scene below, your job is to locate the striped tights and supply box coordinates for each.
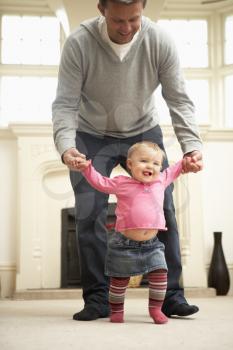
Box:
[109,270,167,324]
[109,276,130,323]
[148,270,168,324]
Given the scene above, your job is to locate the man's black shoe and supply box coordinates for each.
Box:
[165,303,199,317]
[73,305,109,321]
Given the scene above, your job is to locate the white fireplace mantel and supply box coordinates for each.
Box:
[9,123,68,289]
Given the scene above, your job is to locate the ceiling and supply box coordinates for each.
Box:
[0,0,232,25]
[0,0,232,10]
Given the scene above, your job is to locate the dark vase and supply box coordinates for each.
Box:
[208,231,230,295]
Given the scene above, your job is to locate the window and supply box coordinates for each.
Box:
[186,79,209,124]
[224,75,233,127]
[223,15,233,127]
[1,15,60,65]
[158,19,208,68]
[224,15,233,65]
[0,76,58,125]
[156,18,209,125]
[0,10,232,130]
[155,79,209,125]
[0,14,61,126]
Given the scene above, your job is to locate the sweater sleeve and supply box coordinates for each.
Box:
[52,36,83,156]
[162,160,183,188]
[82,163,119,194]
[157,27,202,154]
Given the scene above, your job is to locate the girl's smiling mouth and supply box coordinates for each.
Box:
[143,171,152,176]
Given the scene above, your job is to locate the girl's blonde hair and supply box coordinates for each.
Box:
[127,141,165,161]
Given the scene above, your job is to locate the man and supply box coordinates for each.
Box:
[52,0,203,321]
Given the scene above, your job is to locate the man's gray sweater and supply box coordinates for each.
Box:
[52,16,202,156]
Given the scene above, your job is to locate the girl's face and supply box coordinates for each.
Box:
[127,146,163,183]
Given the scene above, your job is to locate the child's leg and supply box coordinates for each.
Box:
[148,269,168,324]
[109,276,130,323]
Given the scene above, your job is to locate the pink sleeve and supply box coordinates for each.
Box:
[82,162,119,194]
[162,160,183,188]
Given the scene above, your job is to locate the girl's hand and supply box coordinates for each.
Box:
[62,148,90,171]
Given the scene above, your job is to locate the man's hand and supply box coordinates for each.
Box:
[182,150,203,174]
[62,148,88,171]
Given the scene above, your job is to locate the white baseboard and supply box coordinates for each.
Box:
[1,263,232,298]
[0,264,16,298]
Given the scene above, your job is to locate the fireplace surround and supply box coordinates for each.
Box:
[61,204,117,288]
[7,123,207,293]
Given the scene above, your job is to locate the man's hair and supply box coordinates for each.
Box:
[127,141,165,162]
[99,0,147,8]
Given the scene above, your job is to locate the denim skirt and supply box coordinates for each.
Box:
[105,231,167,277]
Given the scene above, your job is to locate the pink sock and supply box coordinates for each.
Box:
[110,312,124,323]
[149,308,168,324]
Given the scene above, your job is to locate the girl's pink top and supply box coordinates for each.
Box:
[82,160,183,231]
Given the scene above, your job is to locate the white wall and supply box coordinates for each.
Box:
[0,135,17,297]
[0,126,232,297]
[0,137,17,263]
[202,141,233,283]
